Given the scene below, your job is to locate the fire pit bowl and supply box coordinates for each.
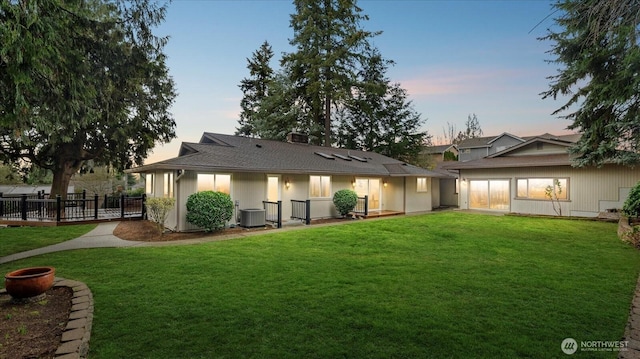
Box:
[4,266,55,299]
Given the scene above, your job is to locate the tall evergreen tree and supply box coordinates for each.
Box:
[542,0,640,166]
[0,0,176,198]
[337,50,429,164]
[254,69,303,141]
[237,41,274,137]
[282,0,379,146]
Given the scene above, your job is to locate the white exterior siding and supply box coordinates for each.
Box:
[459,165,640,217]
[404,177,434,213]
[145,169,441,231]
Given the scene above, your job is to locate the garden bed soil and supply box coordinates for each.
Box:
[0,287,72,359]
[113,220,273,241]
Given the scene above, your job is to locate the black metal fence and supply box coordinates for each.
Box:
[291,199,311,225]
[262,200,282,228]
[0,190,146,223]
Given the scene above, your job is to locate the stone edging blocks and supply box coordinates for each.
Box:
[0,277,95,359]
[52,277,94,359]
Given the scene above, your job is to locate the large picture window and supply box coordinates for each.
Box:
[310,175,331,198]
[516,178,568,200]
[469,179,509,210]
[197,174,231,194]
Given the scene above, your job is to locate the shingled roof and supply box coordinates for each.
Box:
[129,133,449,178]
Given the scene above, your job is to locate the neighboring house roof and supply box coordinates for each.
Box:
[422,144,457,154]
[487,136,574,158]
[487,132,525,145]
[442,153,572,170]
[442,135,578,170]
[456,135,495,149]
[129,133,450,178]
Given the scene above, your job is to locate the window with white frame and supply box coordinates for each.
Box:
[197,174,231,194]
[516,178,568,200]
[163,172,174,198]
[309,175,331,198]
[145,173,154,195]
[417,177,428,192]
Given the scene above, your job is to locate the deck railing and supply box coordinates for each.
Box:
[291,199,311,225]
[262,200,282,228]
[0,191,146,223]
[354,195,369,216]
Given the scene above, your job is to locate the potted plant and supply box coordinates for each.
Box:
[4,266,56,299]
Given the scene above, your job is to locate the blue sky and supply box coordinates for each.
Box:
[148,0,570,162]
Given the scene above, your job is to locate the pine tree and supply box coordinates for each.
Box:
[336,50,430,164]
[237,41,274,137]
[542,0,640,166]
[282,0,379,146]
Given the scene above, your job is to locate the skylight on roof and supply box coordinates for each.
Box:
[348,154,367,162]
[332,153,352,161]
[314,152,335,160]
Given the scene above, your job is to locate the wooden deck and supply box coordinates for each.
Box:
[356,210,404,219]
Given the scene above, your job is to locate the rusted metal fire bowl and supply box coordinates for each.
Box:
[4,266,56,299]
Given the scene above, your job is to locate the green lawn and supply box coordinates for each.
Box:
[1,212,638,358]
[0,224,95,257]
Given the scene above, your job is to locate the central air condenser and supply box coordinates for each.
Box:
[239,208,266,227]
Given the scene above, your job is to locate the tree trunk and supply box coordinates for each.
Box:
[50,159,82,200]
[324,92,331,146]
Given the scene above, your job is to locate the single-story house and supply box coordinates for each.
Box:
[128,132,450,232]
[443,134,640,217]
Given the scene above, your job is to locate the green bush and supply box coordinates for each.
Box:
[186,191,233,232]
[127,187,146,197]
[333,189,358,217]
[623,181,640,218]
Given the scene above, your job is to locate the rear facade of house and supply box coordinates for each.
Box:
[447,134,640,217]
[132,133,449,232]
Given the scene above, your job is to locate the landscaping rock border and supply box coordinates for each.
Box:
[0,277,94,359]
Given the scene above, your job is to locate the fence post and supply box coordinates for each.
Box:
[0,192,3,218]
[82,190,86,212]
[364,195,369,216]
[277,200,282,228]
[56,195,62,222]
[21,194,27,220]
[103,194,107,209]
[305,199,311,225]
[94,194,99,219]
[120,194,125,218]
[37,191,43,217]
[141,194,147,219]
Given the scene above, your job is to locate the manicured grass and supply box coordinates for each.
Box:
[1,212,638,358]
[0,224,96,257]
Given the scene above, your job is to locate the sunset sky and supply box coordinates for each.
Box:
[148,0,570,163]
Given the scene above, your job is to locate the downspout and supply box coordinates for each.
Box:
[174,170,185,232]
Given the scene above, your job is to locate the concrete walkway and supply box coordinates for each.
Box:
[0,222,148,265]
[0,219,347,264]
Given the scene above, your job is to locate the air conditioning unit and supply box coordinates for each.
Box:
[239,209,266,228]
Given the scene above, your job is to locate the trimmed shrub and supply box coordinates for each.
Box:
[623,181,640,218]
[333,189,358,217]
[146,197,176,235]
[186,191,233,232]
